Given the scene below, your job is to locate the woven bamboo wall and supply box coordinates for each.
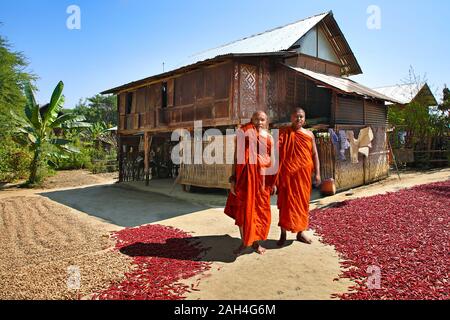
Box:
[316,137,334,181]
[179,135,235,189]
[335,153,365,191]
[365,126,389,183]
[334,125,389,191]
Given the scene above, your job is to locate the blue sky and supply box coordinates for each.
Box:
[0,0,448,107]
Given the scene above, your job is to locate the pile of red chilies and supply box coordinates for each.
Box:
[310,180,450,300]
[92,224,211,300]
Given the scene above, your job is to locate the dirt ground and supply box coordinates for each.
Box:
[39,170,118,190]
[0,171,131,300]
[0,168,449,300]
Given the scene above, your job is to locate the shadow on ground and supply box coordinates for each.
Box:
[40,184,207,227]
[119,235,294,263]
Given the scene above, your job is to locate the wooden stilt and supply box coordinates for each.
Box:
[144,132,150,186]
[118,136,123,182]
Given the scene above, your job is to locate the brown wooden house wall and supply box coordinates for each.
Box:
[285,53,341,76]
[117,61,234,133]
[271,65,332,124]
[116,56,387,135]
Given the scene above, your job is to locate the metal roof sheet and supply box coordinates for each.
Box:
[372,83,435,105]
[287,65,401,103]
[176,12,329,70]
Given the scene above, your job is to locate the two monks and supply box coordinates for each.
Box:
[225,108,320,255]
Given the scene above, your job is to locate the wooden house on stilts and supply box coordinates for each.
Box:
[102,11,398,192]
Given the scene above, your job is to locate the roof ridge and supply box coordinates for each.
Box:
[187,11,331,58]
[373,83,418,89]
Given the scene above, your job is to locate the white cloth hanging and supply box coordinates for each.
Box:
[346,127,374,164]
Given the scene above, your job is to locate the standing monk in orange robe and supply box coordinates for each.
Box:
[275,108,321,246]
[224,111,274,255]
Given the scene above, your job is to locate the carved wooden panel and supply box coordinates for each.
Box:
[265,64,278,121]
[239,64,257,118]
[232,63,239,120]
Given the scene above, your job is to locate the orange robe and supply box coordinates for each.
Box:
[276,127,314,233]
[224,123,273,247]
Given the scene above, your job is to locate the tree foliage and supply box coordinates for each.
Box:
[10,81,90,184]
[0,33,37,136]
[73,94,117,127]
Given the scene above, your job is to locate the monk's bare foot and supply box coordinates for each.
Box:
[252,242,266,255]
[233,243,246,255]
[277,230,287,247]
[296,231,312,244]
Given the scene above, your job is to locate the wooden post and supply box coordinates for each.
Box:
[331,91,337,126]
[144,132,150,186]
[118,136,123,182]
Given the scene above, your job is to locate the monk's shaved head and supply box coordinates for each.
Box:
[291,107,305,115]
[252,110,268,119]
[251,110,269,130]
[291,107,306,130]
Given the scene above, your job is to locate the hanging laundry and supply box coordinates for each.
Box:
[398,131,407,145]
[329,129,350,161]
[346,127,374,164]
[329,128,339,145]
[339,130,350,156]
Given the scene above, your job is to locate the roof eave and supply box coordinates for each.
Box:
[282,64,401,104]
[101,52,296,95]
[322,12,363,76]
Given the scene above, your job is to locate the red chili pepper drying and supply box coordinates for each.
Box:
[91,224,211,300]
[310,181,450,300]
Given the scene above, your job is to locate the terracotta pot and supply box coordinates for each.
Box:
[320,178,336,196]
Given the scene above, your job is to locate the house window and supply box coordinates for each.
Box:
[162,82,168,109]
[126,92,133,114]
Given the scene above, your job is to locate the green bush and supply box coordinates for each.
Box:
[0,138,32,183]
[90,148,117,173]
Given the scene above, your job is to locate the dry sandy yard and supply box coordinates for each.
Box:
[40,170,118,190]
[0,195,131,300]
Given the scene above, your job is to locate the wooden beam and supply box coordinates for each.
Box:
[331,91,337,125]
[144,132,151,186]
[118,136,123,182]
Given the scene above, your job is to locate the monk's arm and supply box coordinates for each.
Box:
[229,135,238,195]
[271,132,284,191]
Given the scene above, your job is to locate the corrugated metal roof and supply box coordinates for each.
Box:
[372,83,436,105]
[176,12,329,70]
[102,11,363,94]
[286,65,401,103]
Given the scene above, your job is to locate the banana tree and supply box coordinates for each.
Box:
[10,81,90,184]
